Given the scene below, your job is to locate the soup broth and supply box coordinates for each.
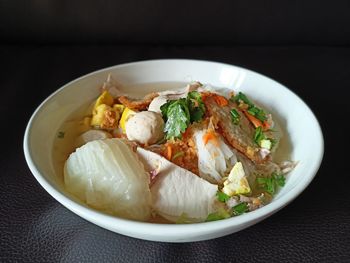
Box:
[54,81,293,223]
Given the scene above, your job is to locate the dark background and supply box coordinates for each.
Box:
[1,1,349,262]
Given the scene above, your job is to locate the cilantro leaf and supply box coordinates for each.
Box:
[161,92,207,139]
[187,90,202,101]
[190,108,204,122]
[256,173,286,195]
[256,177,275,195]
[187,91,206,123]
[160,102,171,121]
[162,98,190,140]
[273,172,286,187]
[232,202,249,216]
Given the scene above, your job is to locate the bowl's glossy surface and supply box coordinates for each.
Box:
[23,59,323,242]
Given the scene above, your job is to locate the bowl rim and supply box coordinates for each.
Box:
[23,59,324,239]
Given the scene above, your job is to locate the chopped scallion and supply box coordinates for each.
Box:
[234,92,253,107]
[232,202,249,216]
[217,191,230,202]
[254,126,265,145]
[234,92,267,121]
[230,109,240,125]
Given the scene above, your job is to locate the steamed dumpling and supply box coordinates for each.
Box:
[64,138,152,221]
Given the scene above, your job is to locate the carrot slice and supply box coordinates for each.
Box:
[213,94,228,106]
[263,120,271,130]
[244,111,263,128]
[202,92,228,106]
[166,144,172,160]
[201,92,212,102]
[202,130,218,146]
[244,111,271,131]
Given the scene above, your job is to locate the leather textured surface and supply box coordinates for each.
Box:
[1,45,349,262]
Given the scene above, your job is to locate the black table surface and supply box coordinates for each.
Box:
[1,45,349,262]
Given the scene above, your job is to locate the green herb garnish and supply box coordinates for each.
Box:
[161,92,206,139]
[274,173,286,187]
[269,138,277,149]
[160,103,170,122]
[256,177,275,195]
[187,91,206,123]
[230,109,240,125]
[232,202,249,216]
[172,151,184,160]
[206,201,250,222]
[57,131,65,139]
[217,191,230,202]
[254,126,275,149]
[247,106,267,122]
[234,92,267,121]
[254,126,265,145]
[206,208,231,222]
[233,92,253,106]
[161,98,190,140]
[256,172,286,195]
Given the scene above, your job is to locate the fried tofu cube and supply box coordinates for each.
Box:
[222,162,251,196]
[91,104,120,129]
[93,90,114,113]
[113,104,125,114]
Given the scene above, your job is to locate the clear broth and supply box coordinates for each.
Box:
[53,81,292,224]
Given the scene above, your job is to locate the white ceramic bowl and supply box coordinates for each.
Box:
[23,59,323,242]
